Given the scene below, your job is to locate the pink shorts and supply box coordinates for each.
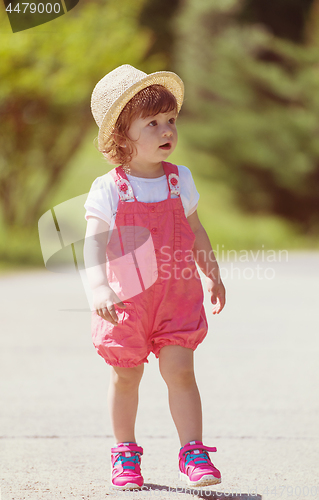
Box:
[91,286,208,368]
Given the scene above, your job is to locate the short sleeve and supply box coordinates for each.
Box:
[84,174,117,225]
[178,165,200,217]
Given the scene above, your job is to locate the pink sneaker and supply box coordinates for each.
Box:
[179,441,221,487]
[111,442,143,490]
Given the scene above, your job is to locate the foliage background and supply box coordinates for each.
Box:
[1,0,319,271]
[176,0,319,233]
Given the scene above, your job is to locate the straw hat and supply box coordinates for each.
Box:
[91,64,184,151]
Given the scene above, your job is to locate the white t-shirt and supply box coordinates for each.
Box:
[84,165,200,227]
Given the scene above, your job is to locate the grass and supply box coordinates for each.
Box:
[0,124,317,274]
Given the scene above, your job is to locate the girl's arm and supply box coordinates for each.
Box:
[187,210,226,314]
[84,216,125,324]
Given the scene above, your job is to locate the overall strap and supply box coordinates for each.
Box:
[109,166,136,202]
[162,162,180,199]
[109,167,136,253]
[162,162,181,253]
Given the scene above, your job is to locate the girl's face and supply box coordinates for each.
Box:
[126,110,178,168]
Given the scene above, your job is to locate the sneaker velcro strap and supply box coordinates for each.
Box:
[111,444,143,455]
[179,442,217,459]
[115,455,140,469]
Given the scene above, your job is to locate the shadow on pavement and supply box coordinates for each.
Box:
[143,483,262,499]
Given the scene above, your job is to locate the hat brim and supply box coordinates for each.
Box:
[97,70,184,151]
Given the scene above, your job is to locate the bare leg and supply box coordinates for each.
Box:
[108,364,144,444]
[159,345,202,446]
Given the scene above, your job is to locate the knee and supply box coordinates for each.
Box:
[160,360,195,389]
[111,364,144,390]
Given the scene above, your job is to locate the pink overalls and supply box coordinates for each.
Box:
[91,162,208,367]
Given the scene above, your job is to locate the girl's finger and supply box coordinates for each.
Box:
[212,297,221,314]
[101,308,112,322]
[97,308,106,320]
[97,308,117,325]
[108,305,119,324]
[116,301,126,309]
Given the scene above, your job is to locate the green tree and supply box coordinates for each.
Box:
[175,0,319,233]
[139,0,181,69]
[0,0,151,228]
[239,0,314,43]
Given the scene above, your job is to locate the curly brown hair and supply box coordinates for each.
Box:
[101,84,178,165]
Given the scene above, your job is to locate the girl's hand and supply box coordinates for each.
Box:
[93,285,126,325]
[206,276,226,314]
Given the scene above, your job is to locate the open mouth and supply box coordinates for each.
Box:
[159,143,171,150]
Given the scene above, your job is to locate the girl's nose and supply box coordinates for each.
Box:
[163,128,173,138]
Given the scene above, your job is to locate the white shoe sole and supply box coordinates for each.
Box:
[179,471,221,487]
[110,482,142,491]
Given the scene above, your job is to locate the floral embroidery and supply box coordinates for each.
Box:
[168,173,180,196]
[115,178,134,201]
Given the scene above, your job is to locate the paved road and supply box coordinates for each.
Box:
[1,253,319,500]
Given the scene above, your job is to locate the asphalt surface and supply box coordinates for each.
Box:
[1,253,319,500]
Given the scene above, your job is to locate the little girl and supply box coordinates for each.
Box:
[84,65,226,490]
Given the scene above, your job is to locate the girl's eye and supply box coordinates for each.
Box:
[149,120,157,127]
[169,117,176,124]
